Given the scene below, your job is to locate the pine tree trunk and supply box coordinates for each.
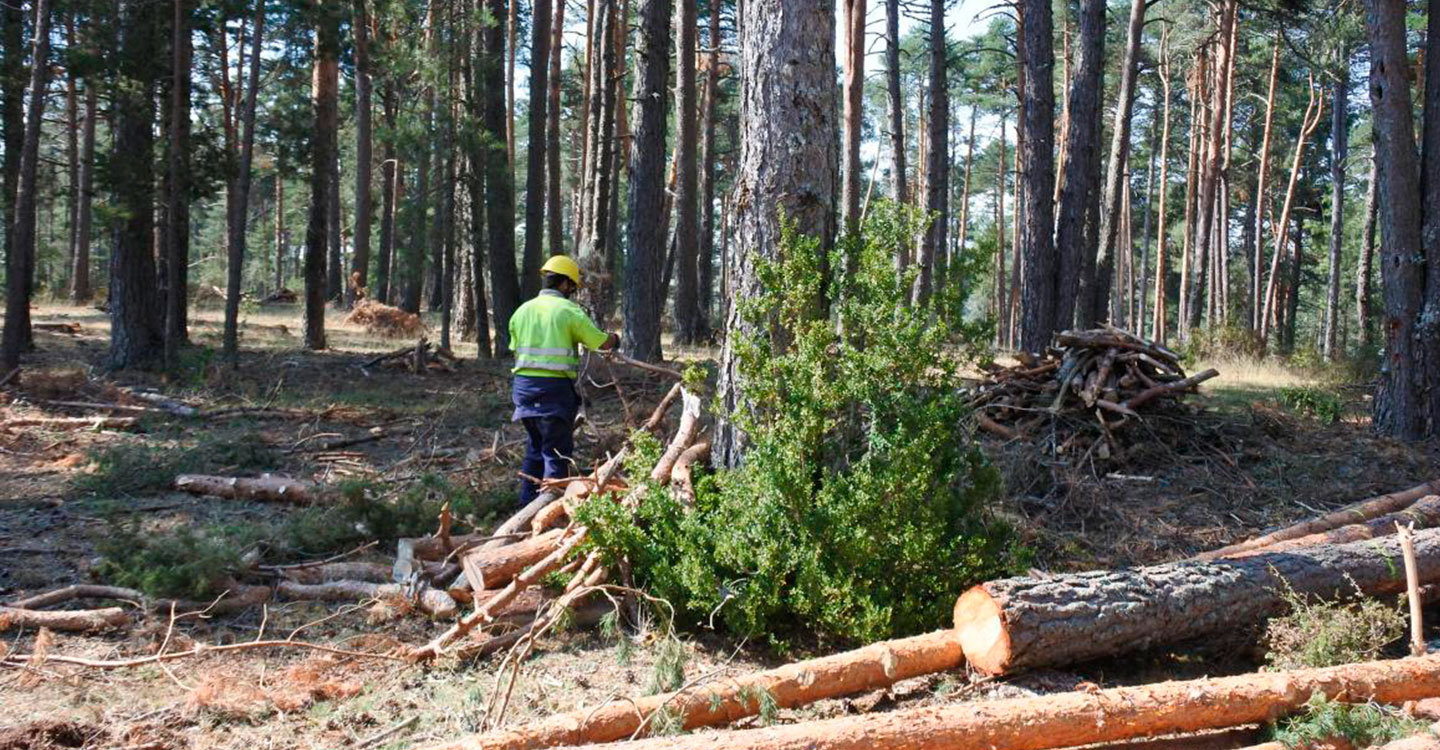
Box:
[481,0,520,355]
[64,15,78,301]
[520,0,552,299]
[841,0,865,233]
[697,0,721,336]
[885,0,906,208]
[1177,63,1201,334]
[1358,147,1378,349]
[672,0,701,344]
[1262,84,1321,345]
[995,114,1008,346]
[1054,0,1102,330]
[71,72,96,302]
[957,106,976,259]
[221,0,265,365]
[1017,0,1057,352]
[545,0,565,258]
[275,162,286,292]
[1417,0,1440,436]
[377,90,397,304]
[405,130,430,313]
[623,0,672,361]
[348,0,373,308]
[327,125,343,303]
[0,0,51,373]
[0,0,23,294]
[107,0,165,370]
[1137,116,1158,337]
[716,0,836,468]
[911,0,948,307]
[1324,62,1349,361]
[305,0,339,350]
[1152,35,1172,343]
[1084,0,1147,328]
[1250,36,1280,331]
[1185,2,1236,334]
[163,0,192,370]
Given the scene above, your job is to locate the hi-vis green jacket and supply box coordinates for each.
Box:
[508,290,609,379]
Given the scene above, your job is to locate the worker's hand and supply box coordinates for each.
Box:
[600,333,620,351]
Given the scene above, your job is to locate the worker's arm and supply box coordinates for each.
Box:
[570,308,616,352]
[599,332,619,351]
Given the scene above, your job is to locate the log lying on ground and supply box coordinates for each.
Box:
[174,474,318,504]
[277,580,459,618]
[150,583,273,616]
[462,529,565,590]
[956,528,1440,676]
[2,415,140,430]
[1223,495,1440,558]
[1375,731,1440,750]
[537,654,1440,750]
[0,605,131,632]
[424,630,965,750]
[1202,479,1440,559]
[7,585,145,610]
[283,561,395,585]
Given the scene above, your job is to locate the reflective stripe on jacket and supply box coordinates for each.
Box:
[508,290,609,379]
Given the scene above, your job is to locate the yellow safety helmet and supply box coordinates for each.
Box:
[541,255,584,288]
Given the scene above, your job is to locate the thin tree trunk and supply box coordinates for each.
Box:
[1262,81,1322,344]
[1178,59,1202,335]
[697,0,720,335]
[886,0,906,209]
[348,0,373,308]
[163,0,192,370]
[1251,35,1280,331]
[573,0,596,251]
[1358,146,1378,349]
[996,114,1009,345]
[841,0,865,233]
[546,0,565,256]
[222,0,265,365]
[506,0,517,166]
[521,0,553,299]
[673,0,701,343]
[72,74,96,302]
[957,106,977,259]
[0,0,52,372]
[1185,1,1236,334]
[1018,0,1057,351]
[377,90,397,303]
[275,164,286,292]
[1138,115,1158,337]
[623,0,672,361]
[1054,0,1102,330]
[305,0,340,350]
[912,0,948,307]
[482,0,520,355]
[64,15,79,300]
[1324,60,1349,360]
[404,120,431,313]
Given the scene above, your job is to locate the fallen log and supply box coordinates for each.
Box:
[282,562,395,585]
[7,585,145,610]
[150,584,273,616]
[1224,496,1440,559]
[2,416,140,430]
[174,474,318,504]
[451,599,614,661]
[671,441,710,505]
[0,605,131,632]
[956,528,1440,676]
[1374,733,1440,750]
[650,389,701,484]
[424,630,965,750]
[462,529,566,590]
[276,580,458,618]
[1203,479,1440,559]
[535,654,1440,750]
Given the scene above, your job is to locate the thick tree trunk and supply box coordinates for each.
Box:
[349,0,373,308]
[1017,0,1057,352]
[841,0,865,233]
[0,0,22,310]
[1083,0,1147,328]
[305,1,339,350]
[482,0,520,356]
[622,0,672,362]
[885,0,906,208]
[1359,147,1379,348]
[163,0,192,370]
[461,529,567,590]
[520,0,552,299]
[0,0,51,373]
[1054,0,1103,330]
[222,0,265,366]
[108,0,165,370]
[912,0,948,307]
[955,528,1440,675]
[511,655,1440,750]
[672,0,701,344]
[1417,0,1440,437]
[715,0,836,468]
[1324,64,1349,360]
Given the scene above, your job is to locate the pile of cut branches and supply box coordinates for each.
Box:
[968,326,1218,461]
[345,299,425,337]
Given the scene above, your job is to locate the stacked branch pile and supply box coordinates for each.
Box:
[968,327,1218,457]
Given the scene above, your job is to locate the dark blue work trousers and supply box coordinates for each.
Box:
[512,376,580,504]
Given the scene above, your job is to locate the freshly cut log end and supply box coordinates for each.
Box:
[954,586,1012,675]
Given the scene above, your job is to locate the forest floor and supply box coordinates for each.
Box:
[0,301,1435,750]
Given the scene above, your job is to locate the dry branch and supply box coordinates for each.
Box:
[650,389,702,484]
[174,474,318,503]
[1,415,139,430]
[535,654,1440,750]
[671,441,710,505]
[276,580,458,618]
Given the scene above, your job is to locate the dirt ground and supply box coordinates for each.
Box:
[1,302,1435,749]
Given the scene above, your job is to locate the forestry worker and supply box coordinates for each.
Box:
[509,255,619,505]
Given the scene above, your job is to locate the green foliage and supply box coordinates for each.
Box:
[1270,695,1424,749]
[648,637,689,695]
[581,204,1021,644]
[737,685,779,726]
[1264,583,1404,671]
[77,432,280,496]
[1277,386,1345,425]
[95,521,255,599]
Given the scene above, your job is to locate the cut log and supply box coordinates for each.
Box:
[452,599,614,661]
[283,561,395,585]
[642,383,683,433]
[650,389,702,484]
[530,500,569,535]
[530,654,1440,750]
[1224,496,1440,558]
[7,585,145,610]
[956,528,1440,676]
[462,529,565,590]
[0,605,131,632]
[671,441,710,505]
[1203,479,1440,559]
[150,584,273,616]
[424,630,965,750]
[1374,733,1440,750]
[276,579,458,618]
[174,474,318,504]
[2,416,140,430]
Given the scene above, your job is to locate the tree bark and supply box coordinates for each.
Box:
[349,0,373,308]
[1083,0,1147,328]
[1359,146,1379,349]
[174,474,318,503]
[1184,3,1235,334]
[1223,495,1440,559]
[1417,0,1440,438]
[461,529,566,590]
[1250,36,1280,331]
[622,0,672,362]
[503,654,1440,750]
[885,0,906,208]
[673,0,702,344]
[1261,83,1322,345]
[0,0,51,374]
[1017,0,1057,352]
[64,15,78,303]
[404,100,431,314]
[912,0,948,307]
[0,0,23,319]
[1324,61,1349,361]
[71,74,96,303]
[841,0,865,233]
[545,0,565,258]
[377,89,397,304]
[715,0,836,467]
[1152,33,1172,343]
[163,0,192,371]
[276,580,457,618]
[1054,0,1103,330]
[221,0,265,366]
[956,529,1440,675]
[305,0,340,350]
[520,0,552,299]
[482,0,520,356]
[1202,479,1440,559]
[0,606,130,633]
[107,0,165,370]
[697,0,721,335]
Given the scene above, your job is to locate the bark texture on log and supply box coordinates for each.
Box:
[421,630,964,750]
[276,580,457,618]
[461,529,565,590]
[537,654,1440,750]
[0,606,131,632]
[1225,495,1440,558]
[1202,479,1440,559]
[2,416,139,430]
[173,474,317,503]
[957,528,1440,675]
[283,561,394,585]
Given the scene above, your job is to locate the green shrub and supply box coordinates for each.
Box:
[1264,583,1405,671]
[580,204,1022,644]
[95,521,255,599]
[1278,386,1345,425]
[76,432,280,496]
[1270,695,1424,749]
